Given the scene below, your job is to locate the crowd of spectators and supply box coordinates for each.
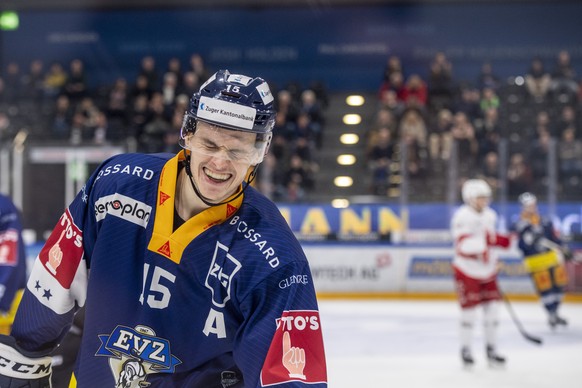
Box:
[2,50,582,203]
[367,50,582,201]
[0,55,328,202]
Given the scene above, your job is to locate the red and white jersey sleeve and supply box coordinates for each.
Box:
[450,205,499,280]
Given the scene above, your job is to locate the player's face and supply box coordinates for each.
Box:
[185,122,257,202]
[471,196,490,212]
[522,202,537,215]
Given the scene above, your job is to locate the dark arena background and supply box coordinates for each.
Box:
[1,1,582,385]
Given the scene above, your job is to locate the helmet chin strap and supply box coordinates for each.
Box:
[182,150,258,208]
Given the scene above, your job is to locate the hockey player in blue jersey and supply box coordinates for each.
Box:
[514,192,571,329]
[0,193,27,335]
[0,69,328,387]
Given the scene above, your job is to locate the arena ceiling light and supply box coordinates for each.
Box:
[337,154,356,166]
[334,176,353,187]
[342,114,361,125]
[346,95,365,107]
[340,133,359,145]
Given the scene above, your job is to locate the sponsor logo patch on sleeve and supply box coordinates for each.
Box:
[0,229,19,266]
[260,310,327,386]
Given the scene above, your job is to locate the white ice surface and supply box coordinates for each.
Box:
[319,299,582,388]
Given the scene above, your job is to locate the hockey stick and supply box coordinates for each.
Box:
[500,291,543,345]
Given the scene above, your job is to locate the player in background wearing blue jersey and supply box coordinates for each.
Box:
[0,194,27,335]
[0,70,327,387]
[514,192,571,329]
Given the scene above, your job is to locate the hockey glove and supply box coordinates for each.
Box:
[0,334,52,388]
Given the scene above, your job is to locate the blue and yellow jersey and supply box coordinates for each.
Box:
[12,152,327,387]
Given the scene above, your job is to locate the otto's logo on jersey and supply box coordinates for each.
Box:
[94,193,152,228]
[261,310,327,387]
[205,241,242,308]
[96,325,181,387]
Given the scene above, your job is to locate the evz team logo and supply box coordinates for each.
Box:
[96,325,181,388]
[205,241,242,307]
[94,193,152,228]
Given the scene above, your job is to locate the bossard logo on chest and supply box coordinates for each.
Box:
[96,325,181,387]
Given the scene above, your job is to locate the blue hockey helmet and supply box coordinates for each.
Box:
[518,192,537,207]
[180,69,276,163]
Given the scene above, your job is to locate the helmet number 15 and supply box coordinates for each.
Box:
[139,263,176,309]
[225,85,240,93]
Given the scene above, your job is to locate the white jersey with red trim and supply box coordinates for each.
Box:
[451,204,500,280]
[11,152,327,387]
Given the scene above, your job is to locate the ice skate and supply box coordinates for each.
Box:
[549,313,568,329]
[461,347,474,369]
[486,345,506,368]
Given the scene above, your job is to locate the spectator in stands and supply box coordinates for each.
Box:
[378,89,405,120]
[257,152,277,200]
[21,59,45,104]
[476,107,501,163]
[283,154,311,202]
[3,62,22,102]
[555,105,580,138]
[531,110,555,139]
[530,128,552,181]
[477,151,501,193]
[130,74,152,101]
[64,59,88,103]
[128,94,151,143]
[367,126,395,195]
[401,128,427,179]
[451,112,479,175]
[300,89,325,148]
[138,55,159,93]
[309,80,329,109]
[373,107,398,134]
[479,87,500,114]
[507,152,533,197]
[166,57,183,90]
[384,71,406,102]
[189,53,209,83]
[180,71,201,98]
[161,71,179,108]
[550,50,578,97]
[428,51,454,112]
[0,112,14,143]
[294,112,318,149]
[454,86,482,122]
[43,62,68,98]
[381,55,403,86]
[76,97,100,135]
[477,62,501,91]
[558,126,582,181]
[92,112,108,145]
[402,74,428,109]
[399,108,427,148]
[105,77,130,128]
[378,55,403,99]
[274,89,299,144]
[69,112,86,145]
[525,57,551,102]
[49,94,73,140]
[139,92,170,152]
[428,108,453,161]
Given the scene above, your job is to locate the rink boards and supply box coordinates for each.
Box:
[303,243,582,300]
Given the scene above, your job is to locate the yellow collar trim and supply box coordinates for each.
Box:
[147,153,243,264]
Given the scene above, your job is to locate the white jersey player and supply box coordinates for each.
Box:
[451,179,511,367]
